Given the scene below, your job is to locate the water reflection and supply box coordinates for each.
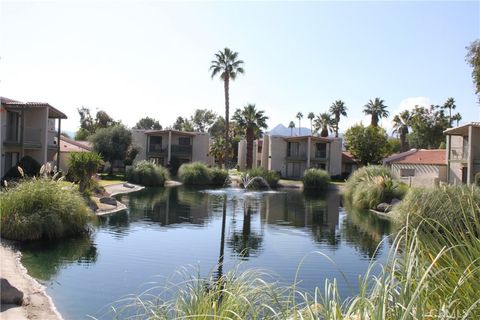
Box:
[15,236,97,281]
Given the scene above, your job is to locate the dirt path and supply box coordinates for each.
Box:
[0,244,62,320]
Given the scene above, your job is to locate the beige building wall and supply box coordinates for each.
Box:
[237,139,247,170]
[448,135,467,185]
[328,138,342,177]
[391,163,446,187]
[131,130,148,164]
[268,136,288,176]
[192,133,214,165]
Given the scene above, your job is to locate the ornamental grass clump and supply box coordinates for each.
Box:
[243,167,280,189]
[303,168,331,191]
[344,165,406,209]
[0,178,93,241]
[209,167,229,187]
[178,162,212,185]
[126,161,170,187]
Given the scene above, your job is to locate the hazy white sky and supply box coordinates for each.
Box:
[1,1,479,134]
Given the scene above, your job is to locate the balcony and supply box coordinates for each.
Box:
[171,144,192,156]
[286,152,307,161]
[313,151,327,160]
[148,143,167,155]
[3,125,43,148]
[449,146,468,161]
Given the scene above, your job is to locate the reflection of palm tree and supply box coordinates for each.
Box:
[227,203,263,258]
[216,195,228,281]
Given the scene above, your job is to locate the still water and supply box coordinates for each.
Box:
[16,187,392,319]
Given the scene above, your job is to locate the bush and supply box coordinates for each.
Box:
[0,179,93,241]
[126,161,169,187]
[68,152,104,193]
[302,168,331,190]
[209,167,229,187]
[177,162,228,186]
[344,165,405,209]
[2,155,41,181]
[243,167,280,189]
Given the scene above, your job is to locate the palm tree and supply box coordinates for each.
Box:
[210,48,245,167]
[392,110,411,152]
[288,121,295,136]
[314,113,334,137]
[307,112,315,134]
[442,97,456,127]
[363,98,389,127]
[232,104,268,169]
[296,112,303,135]
[329,100,348,137]
[451,112,462,127]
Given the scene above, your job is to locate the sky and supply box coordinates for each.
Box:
[1,0,479,136]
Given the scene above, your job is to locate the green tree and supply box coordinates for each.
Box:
[307,112,315,134]
[296,112,303,135]
[95,111,117,130]
[190,109,217,132]
[90,125,132,175]
[344,123,390,165]
[78,106,95,132]
[209,137,233,166]
[210,48,245,166]
[134,117,162,130]
[314,113,334,137]
[232,104,268,169]
[441,97,456,127]
[208,116,226,139]
[407,104,449,149]
[466,39,480,103]
[392,110,412,152]
[74,128,91,141]
[363,98,389,127]
[329,100,348,137]
[68,152,104,193]
[451,112,462,127]
[172,116,194,131]
[288,121,295,136]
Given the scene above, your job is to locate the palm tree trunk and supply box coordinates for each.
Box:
[224,76,230,168]
[371,114,378,127]
[246,127,254,169]
[335,115,340,138]
[298,120,301,135]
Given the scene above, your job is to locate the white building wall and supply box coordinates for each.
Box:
[237,139,247,170]
[392,163,446,187]
[192,133,214,165]
[328,138,342,177]
[131,130,148,164]
[269,136,287,176]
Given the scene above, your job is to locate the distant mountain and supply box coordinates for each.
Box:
[266,123,312,137]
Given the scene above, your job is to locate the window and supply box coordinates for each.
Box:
[6,111,20,142]
[149,136,163,152]
[4,152,19,172]
[400,168,415,177]
[315,143,327,158]
[287,142,300,157]
[178,137,191,146]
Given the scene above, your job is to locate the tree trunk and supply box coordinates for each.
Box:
[246,127,254,169]
[371,114,378,127]
[224,76,230,169]
[335,115,340,138]
[321,126,328,137]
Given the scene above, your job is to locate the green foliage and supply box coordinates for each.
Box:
[386,138,401,154]
[344,124,390,165]
[172,116,194,131]
[181,162,213,186]
[68,152,103,193]
[244,167,280,189]
[74,128,91,141]
[438,141,446,149]
[2,155,41,180]
[133,117,162,130]
[209,167,229,186]
[126,161,169,187]
[303,168,331,190]
[407,104,449,149]
[344,166,406,209]
[466,39,480,102]
[363,97,389,127]
[329,100,348,137]
[314,112,334,137]
[0,178,93,241]
[190,109,217,132]
[90,125,132,167]
[208,137,233,165]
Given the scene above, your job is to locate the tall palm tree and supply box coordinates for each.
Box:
[307,112,315,134]
[451,112,462,127]
[392,110,411,152]
[314,113,334,137]
[296,112,303,135]
[288,121,295,136]
[210,48,245,167]
[329,100,348,137]
[442,97,456,127]
[232,104,268,169]
[363,98,389,127]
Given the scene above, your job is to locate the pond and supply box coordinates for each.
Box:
[15,186,392,319]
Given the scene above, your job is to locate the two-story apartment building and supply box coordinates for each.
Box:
[1,97,66,178]
[238,134,342,178]
[444,122,480,185]
[131,129,214,167]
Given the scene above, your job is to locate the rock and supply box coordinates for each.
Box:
[99,197,117,206]
[123,183,135,189]
[390,198,401,206]
[88,200,99,211]
[1,278,24,305]
[376,202,391,212]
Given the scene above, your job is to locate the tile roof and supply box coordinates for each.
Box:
[0,96,67,119]
[388,149,446,165]
[342,151,358,163]
[60,135,92,152]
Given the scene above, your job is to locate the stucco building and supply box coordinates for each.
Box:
[238,134,343,178]
[444,122,480,185]
[131,129,214,167]
[1,97,66,178]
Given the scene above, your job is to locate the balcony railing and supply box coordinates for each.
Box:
[25,127,42,145]
[148,143,167,154]
[172,144,192,155]
[314,151,327,159]
[450,146,468,161]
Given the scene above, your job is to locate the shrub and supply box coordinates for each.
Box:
[209,167,229,186]
[243,167,280,189]
[344,165,405,209]
[302,168,331,190]
[2,155,41,181]
[178,162,211,185]
[0,179,93,241]
[126,161,169,187]
[68,152,104,193]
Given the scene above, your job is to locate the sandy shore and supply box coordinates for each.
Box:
[0,244,62,320]
[94,183,144,216]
